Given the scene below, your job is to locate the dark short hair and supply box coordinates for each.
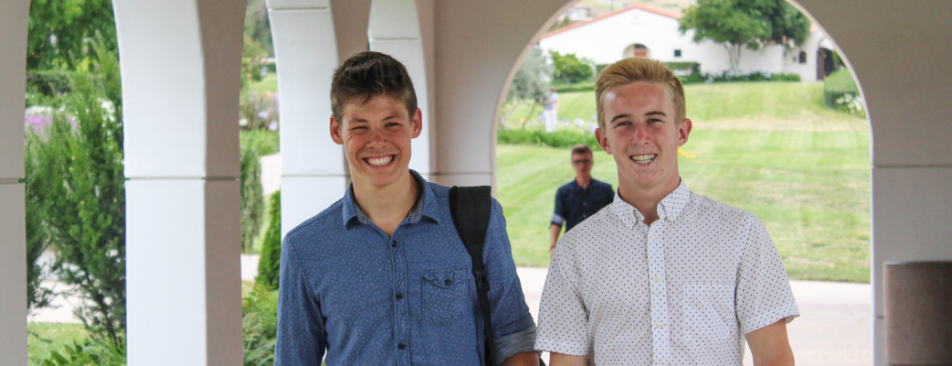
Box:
[331,51,417,121]
[571,144,593,157]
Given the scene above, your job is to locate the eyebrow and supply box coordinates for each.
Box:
[609,111,667,124]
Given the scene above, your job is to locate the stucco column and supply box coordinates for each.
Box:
[0,0,29,364]
[792,1,952,365]
[368,0,434,181]
[114,0,245,364]
[267,0,370,236]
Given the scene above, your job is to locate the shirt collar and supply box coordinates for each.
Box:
[341,169,440,228]
[611,179,690,228]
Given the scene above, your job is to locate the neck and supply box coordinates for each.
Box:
[351,170,419,235]
[575,174,592,189]
[617,177,680,225]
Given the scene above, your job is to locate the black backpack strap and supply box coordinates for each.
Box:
[449,186,498,366]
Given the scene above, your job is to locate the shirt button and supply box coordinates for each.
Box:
[653,275,660,282]
[656,323,664,329]
[391,240,397,247]
[444,279,452,286]
[650,234,657,240]
[398,343,406,350]
[395,292,403,300]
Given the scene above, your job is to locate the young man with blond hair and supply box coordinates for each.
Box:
[535,57,799,366]
[275,52,539,366]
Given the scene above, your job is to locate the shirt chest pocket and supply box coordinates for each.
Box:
[421,268,472,326]
[682,282,738,350]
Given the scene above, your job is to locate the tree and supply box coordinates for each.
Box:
[255,191,282,291]
[679,0,810,71]
[551,51,594,84]
[27,0,118,70]
[25,40,126,348]
[240,146,264,253]
[500,47,552,129]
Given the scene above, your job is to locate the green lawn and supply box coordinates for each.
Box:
[498,82,871,283]
[28,322,88,361]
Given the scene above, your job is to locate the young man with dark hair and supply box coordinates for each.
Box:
[536,58,799,366]
[274,51,540,366]
[549,144,613,256]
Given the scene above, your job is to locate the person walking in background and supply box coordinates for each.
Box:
[275,51,540,366]
[536,58,798,366]
[549,144,613,257]
[542,86,560,132]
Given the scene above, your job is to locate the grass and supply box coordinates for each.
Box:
[28,322,88,361]
[248,72,278,93]
[497,81,871,283]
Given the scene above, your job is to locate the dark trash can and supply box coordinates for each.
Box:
[884,261,952,366]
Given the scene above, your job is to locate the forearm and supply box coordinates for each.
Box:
[549,352,587,366]
[501,352,540,366]
[549,224,562,256]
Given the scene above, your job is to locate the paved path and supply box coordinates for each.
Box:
[34,254,871,365]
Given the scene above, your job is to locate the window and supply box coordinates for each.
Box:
[799,51,807,64]
[674,49,682,58]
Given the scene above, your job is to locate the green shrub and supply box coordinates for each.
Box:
[243,284,279,366]
[241,146,265,253]
[663,61,700,74]
[32,337,126,366]
[552,80,595,93]
[239,91,279,131]
[240,130,280,156]
[256,191,282,291]
[25,39,126,347]
[823,69,860,107]
[679,71,801,85]
[498,128,601,150]
[26,70,73,99]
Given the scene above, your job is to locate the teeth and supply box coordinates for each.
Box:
[631,154,656,164]
[366,156,393,166]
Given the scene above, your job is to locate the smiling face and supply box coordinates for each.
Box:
[595,81,691,198]
[331,94,422,188]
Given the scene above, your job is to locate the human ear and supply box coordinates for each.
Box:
[411,108,422,138]
[677,118,692,147]
[595,127,612,154]
[330,115,344,145]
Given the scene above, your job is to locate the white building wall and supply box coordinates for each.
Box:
[539,7,822,81]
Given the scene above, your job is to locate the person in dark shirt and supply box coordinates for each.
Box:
[549,144,614,256]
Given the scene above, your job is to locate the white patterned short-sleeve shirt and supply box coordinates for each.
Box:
[535,181,799,366]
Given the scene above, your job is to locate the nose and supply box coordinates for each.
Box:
[366,126,389,147]
[632,121,650,145]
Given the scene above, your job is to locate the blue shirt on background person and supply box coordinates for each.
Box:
[551,178,614,232]
[275,170,537,366]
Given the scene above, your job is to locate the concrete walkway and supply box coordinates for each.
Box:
[33,255,870,364]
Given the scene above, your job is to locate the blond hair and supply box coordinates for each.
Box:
[595,58,685,130]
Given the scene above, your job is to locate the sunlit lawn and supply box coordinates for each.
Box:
[28,322,88,361]
[498,81,871,283]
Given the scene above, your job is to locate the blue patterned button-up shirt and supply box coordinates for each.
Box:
[275,170,536,366]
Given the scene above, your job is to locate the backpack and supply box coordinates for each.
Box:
[449,186,545,366]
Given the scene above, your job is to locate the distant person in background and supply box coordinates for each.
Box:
[549,144,614,256]
[542,86,560,132]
